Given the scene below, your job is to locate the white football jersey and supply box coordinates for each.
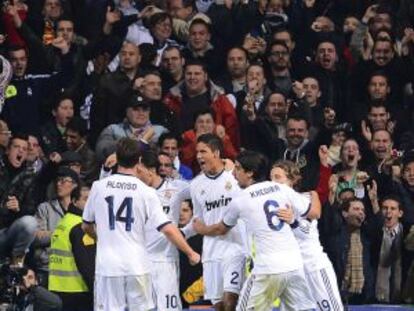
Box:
[291,193,332,272]
[145,178,190,262]
[190,170,245,262]
[83,173,170,277]
[223,181,310,274]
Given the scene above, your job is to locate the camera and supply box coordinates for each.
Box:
[0,263,27,311]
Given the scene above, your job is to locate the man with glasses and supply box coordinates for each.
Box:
[266,40,295,96]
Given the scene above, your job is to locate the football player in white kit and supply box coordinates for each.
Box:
[193,150,319,311]
[270,160,343,311]
[136,150,190,311]
[82,138,200,311]
[185,133,247,311]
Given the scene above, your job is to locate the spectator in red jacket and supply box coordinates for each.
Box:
[181,107,237,174]
[164,59,240,149]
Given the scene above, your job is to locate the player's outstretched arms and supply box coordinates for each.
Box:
[161,223,201,265]
[306,191,321,220]
[193,218,230,236]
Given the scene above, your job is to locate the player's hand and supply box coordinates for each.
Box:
[49,152,62,163]
[223,158,235,171]
[318,145,329,167]
[188,251,201,266]
[362,4,378,24]
[142,126,155,142]
[105,6,121,25]
[276,204,295,224]
[6,196,20,212]
[215,125,226,139]
[104,153,117,169]
[292,81,305,99]
[361,120,372,142]
[192,218,206,235]
[51,36,70,54]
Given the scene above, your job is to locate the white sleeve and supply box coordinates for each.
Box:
[169,186,191,224]
[285,186,311,217]
[146,190,171,231]
[222,200,240,227]
[82,183,98,223]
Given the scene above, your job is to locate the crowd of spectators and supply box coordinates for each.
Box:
[1,0,414,309]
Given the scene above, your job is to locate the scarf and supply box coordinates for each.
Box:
[129,121,152,141]
[0,56,12,111]
[375,224,402,302]
[342,229,365,294]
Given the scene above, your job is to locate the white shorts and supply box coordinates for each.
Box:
[150,261,182,311]
[306,266,343,311]
[238,269,315,311]
[94,274,154,311]
[203,255,246,303]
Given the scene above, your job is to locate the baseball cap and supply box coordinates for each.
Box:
[61,151,82,166]
[125,92,150,110]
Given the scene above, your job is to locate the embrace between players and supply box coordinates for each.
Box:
[82,133,343,311]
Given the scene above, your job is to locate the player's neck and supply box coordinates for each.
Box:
[151,175,163,189]
[117,166,137,177]
[206,162,225,176]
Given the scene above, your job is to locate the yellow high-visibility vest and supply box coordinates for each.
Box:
[48,213,89,292]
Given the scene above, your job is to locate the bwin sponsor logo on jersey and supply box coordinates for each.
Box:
[205,196,232,211]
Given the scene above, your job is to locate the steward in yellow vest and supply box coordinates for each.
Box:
[48,186,95,311]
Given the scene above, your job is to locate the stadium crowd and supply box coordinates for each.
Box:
[1,0,414,310]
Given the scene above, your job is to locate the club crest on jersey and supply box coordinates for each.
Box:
[200,189,205,195]
[225,181,232,191]
[164,190,172,199]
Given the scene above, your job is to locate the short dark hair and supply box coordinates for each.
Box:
[368,100,389,112]
[227,46,248,60]
[8,133,28,148]
[287,115,310,129]
[57,16,74,26]
[162,46,183,58]
[369,71,389,84]
[197,133,223,157]
[267,39,289,56]
[341,198,364,212]
[158,133,180,148]
[189,18,211,33]
[193,107,215,125]
[70,183,89,202]
[182,0,196,9]
[149,12,172,30]
[237,150,269,182]
[184,58,208,74]
[52,92,75,111]
[66,117,87,137]
[116,138,141,168]
[272,27,294,40]
[380,194,402,211]
[139,150,160,171]
[7,45,28,58]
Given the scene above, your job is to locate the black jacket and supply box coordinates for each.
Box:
[0,158,38,228]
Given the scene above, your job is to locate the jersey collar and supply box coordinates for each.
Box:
[205,169,225,180]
